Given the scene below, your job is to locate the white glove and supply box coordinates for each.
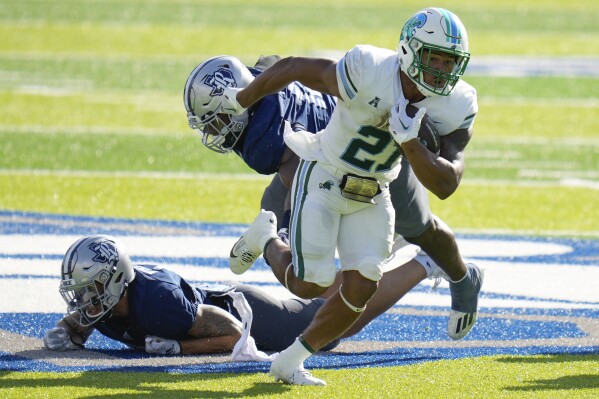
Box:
[43,327,83,351]
[145,336,181,355]
[388,98,426,145]
[220,86,247,115]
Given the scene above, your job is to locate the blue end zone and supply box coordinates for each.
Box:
[0,210,598,373]
[4,309,593,346]
[1,310,598,373]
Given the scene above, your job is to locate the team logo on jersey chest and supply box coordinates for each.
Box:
[369,97,381,108]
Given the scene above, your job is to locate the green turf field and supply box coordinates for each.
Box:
[1,0,598,397]
[2,354,599,399]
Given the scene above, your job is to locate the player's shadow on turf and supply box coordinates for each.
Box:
[0,371,293,398]
[497,354,599,364]
[504,374,599,392]
[498,355,599,392]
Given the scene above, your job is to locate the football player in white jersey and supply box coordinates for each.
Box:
[223,7,484,386]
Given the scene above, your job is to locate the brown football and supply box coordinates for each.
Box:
[402,104,441,155]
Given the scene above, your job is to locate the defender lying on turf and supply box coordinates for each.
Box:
[44,234,447,356]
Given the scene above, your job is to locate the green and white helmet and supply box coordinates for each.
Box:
[59,235,135,326]
[398,7,470,96]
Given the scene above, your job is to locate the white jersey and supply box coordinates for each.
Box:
[322,45,403,183]
[414,79,478,136]
[285,45,478,183]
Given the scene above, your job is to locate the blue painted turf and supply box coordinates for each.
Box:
[0,211,597,373]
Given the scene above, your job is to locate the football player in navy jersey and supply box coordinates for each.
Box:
[184,54,336,229]
[43,232,443,357]
[43,235,339,356]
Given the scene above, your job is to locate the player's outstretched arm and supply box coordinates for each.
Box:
[235,56,340,110]
[181,304,243,354]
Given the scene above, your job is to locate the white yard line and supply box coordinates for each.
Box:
[0,124,179,136]
[311,52,599,78]
[2,235,597,313]
[464,177,599,190]
[3,125,599,145]
[3,168,598,190]
[476,137,599,146]
[478,96,599,107]
[469,160,583,169]
[456,227,599,238]
[466,56,599,78]
[0,168,270,181]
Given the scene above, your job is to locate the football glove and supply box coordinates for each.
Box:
[220,86,246,115]
[389,97,426,145]
[145,336,181,355]
[43,327,84,351]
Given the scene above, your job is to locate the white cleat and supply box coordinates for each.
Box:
[269,361,326,386]
[229,210,278,275]
[448,311,478,340]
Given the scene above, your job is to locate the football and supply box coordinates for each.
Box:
[401,104,441,155]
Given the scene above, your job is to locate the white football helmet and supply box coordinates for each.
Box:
[183,55,254,153]
[59,235,135,326]
[398,7,470,96]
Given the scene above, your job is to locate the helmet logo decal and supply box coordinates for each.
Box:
[88,240,119,266]
[202,67,237,97]
[400,13,427,41]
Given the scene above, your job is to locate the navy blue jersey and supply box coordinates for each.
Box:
[233,68,336,175]
[94,265,205,349]
[93,266,331,352]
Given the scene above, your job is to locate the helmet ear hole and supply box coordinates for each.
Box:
[114,272,123,284]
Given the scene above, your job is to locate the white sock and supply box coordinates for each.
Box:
[413,251,439,278]
[277,337,312,367]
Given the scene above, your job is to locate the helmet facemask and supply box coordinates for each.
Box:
[184,55,254,153]
[60,268,125,326]
[398,7,471,97]
[59,235,134,327]
[404,39,470,96]
[187,110,248,154]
